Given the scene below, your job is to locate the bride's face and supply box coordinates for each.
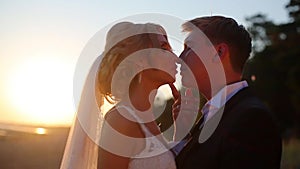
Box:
[143,34,178,85]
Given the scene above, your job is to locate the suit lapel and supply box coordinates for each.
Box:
[175,116,204,168]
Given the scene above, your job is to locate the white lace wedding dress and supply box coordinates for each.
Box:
[116,105,177,169]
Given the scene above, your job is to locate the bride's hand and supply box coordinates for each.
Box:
[169,84,199,141]
[169,83,181,121]
[169,83,187,141]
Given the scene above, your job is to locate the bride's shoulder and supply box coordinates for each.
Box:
[104,107,144,138]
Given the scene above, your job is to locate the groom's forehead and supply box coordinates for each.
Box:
[184,31,208,47]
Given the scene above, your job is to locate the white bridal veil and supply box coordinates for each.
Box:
[60,54,104,169]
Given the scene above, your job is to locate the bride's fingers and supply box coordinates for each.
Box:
[172,104,180,119]
[172,100,180,111]
[169,83,182,120]
[172,97,181,119]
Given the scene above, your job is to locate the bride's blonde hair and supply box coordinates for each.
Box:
[97,22,167,103]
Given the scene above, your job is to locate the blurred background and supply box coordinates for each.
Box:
[0,0,299,168]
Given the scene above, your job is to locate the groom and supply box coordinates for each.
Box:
[174,16,282,169]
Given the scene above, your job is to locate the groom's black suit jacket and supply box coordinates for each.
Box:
[176,87,282,169]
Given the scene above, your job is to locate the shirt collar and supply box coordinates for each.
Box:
[201,80,248,120]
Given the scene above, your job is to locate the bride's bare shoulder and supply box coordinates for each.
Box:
[104,107,144,138]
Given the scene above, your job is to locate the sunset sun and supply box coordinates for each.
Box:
[6,57,75,126]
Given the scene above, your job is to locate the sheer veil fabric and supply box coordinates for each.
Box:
[60,55,106,169]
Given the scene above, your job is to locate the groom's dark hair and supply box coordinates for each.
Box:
[182,16,252,73]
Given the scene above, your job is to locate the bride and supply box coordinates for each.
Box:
[60,22,179,169]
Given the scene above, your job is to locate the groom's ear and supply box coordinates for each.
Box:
[215,43,229,59]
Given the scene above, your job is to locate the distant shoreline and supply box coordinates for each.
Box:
[0,122,70,135]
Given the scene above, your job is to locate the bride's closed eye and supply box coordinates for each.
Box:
[161,42,173,52]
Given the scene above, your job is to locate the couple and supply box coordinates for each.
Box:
[60,16,282,169]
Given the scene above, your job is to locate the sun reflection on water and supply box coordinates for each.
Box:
[35,128,47,135]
